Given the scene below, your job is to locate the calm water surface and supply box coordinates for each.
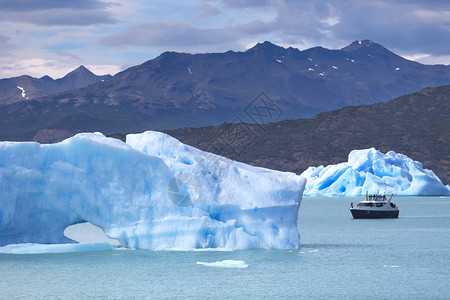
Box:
[1,196,449,299]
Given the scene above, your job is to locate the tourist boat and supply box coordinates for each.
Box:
[350,192,399,219]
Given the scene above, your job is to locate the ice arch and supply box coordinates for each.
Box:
[0,132,305,250]
[0,133,173,248]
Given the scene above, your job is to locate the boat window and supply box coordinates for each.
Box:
[376,203,384,207]
[357,203,375,207]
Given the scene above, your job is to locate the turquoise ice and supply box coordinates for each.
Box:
[301,148,450,196]
[0,132,305,249]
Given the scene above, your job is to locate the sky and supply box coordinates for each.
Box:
[0,0,449,79]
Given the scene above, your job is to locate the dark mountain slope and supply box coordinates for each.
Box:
[165,85,450,185]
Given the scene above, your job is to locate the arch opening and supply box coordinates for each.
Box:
[63,222,121,247]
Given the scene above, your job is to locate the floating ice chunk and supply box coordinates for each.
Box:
[319,72,325,76]
[276,59,282,63]
[332,66,338,69]
[308,58,312,61]
[351,59,355,63]
[188,67,192,74]
[0,242,113,254]
[301,148,450,196]
[308,68,314,71]
[196,260,248,268]
[395,67,400,71]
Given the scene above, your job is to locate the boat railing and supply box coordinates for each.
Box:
[364,191,392,202]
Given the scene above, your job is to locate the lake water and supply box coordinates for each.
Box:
[1,196,449,299]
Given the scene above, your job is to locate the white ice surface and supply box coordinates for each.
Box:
[0,132,305,250]
[0,133,172,248]
[196,260,248,268]
[126,131,305,249]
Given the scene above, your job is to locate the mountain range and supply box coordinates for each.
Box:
[0,40,450,143]
[0,66,111,105]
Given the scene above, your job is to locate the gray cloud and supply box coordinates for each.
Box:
[0,0,111,12]
[0,0,117,26]
[220,0,272,8]
[98,21,243,50]
[0,9,118,26]
[195,3,221,21]
[0,35,16,57]
[236,20,273,35]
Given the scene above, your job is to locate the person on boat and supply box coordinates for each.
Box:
[350,202,353,208]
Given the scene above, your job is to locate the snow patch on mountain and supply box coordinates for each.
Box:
[16,86,28,99]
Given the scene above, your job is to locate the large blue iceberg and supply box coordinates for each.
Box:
[301,148,450,196]
[0,132,305,250]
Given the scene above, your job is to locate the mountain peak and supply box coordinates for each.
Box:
[64,65,94,78]
[246,41,286,56]
[341,39,402,60]
[341,40,376,51]
[39,75,53,81]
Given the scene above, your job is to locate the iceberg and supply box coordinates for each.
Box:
[301,148,450,196]
[0,132,305,250]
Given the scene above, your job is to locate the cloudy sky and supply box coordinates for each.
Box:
[1,0,449,78]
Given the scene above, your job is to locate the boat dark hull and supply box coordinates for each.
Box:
[350,209,399,219]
